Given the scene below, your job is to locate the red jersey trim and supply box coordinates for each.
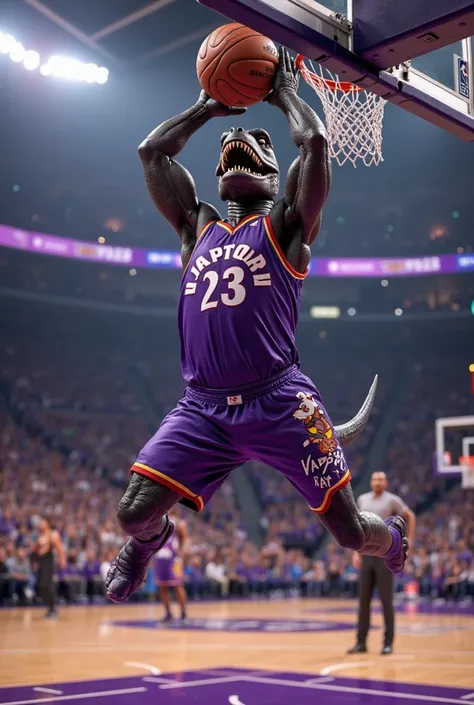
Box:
[308,469,351,515]
[217,214,261,235]
[182,214,262,276]
[182,219,218,277]
[263,216,308,280]
[132,462,205,512]
[198,219,217,240]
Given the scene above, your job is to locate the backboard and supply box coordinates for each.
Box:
[198,0,474,144]
[435,415,474,474]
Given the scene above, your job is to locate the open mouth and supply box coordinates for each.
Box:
[218,140,273,178]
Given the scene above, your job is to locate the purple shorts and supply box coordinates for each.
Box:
[154,555,183,586]
[132,365,350,515]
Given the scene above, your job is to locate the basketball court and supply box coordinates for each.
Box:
[2,597,474,703]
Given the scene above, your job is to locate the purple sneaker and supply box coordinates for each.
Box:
[382,516,409,574]
[106,516,174,603]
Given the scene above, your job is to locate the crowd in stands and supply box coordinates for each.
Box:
[1,318,473,608]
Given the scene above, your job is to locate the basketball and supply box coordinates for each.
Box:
[196,23,279,107]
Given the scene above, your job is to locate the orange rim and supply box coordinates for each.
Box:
[295,54,362,93]
[459,455,474,467]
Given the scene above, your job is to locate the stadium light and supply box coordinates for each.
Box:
[9,42,26,63]
[0,33,16,54]
[0,30,108,84]
[309,306,340,319]
[24,50,40,71]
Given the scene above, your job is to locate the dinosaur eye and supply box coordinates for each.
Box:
[258,138,267,147]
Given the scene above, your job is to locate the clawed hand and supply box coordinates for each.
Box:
[265,46,300,107]
[198,90,247,117]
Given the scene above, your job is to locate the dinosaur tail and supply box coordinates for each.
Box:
[334,374,378,448]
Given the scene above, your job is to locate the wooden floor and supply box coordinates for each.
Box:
[1,598,474,689]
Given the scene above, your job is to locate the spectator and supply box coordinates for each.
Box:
[81,550,103,603]
[6,547,31,604]
[0,548,11,605]
[205,550,229,597]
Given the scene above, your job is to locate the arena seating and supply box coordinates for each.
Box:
[1,323,473,605]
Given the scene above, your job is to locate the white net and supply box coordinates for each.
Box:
[298,58,387,168]
[461,458,474,489]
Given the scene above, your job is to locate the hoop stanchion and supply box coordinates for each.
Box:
[296,55,386,168]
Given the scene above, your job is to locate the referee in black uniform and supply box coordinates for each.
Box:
[347,472,416,655]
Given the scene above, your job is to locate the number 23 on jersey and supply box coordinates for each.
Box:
[184,266,272,312]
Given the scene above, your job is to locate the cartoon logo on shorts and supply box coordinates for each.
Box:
[293,392,337,453]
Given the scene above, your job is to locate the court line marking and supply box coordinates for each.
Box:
[124,662,161,675]
[241,675,469,704]
[0,687,147,705]
[202,669,280,680]
[320,661,374,675]
[4,643,474,658]
[229,697,245,705]
[460,695,474,701]
[159,676,242,690]
[0,635,474,664]
[141,677,176,684]
[304,677,335,685]
[32,689,63,696]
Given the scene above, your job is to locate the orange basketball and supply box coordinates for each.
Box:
[197,23,279,108]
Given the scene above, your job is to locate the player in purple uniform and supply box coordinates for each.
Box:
[154,516,188,621]
[106,48,408,603]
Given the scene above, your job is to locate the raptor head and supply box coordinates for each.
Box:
[216,127,279,203]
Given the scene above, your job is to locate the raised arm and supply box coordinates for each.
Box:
[138,92,246,244]
[267,48,331,245]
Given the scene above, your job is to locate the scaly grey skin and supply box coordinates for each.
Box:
[105,48,407,604]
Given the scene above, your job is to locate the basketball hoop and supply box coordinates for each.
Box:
[460,456,474,489]
[296,55,386,168]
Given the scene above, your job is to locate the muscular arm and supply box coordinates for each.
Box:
[269,49,331,244]
[138,92,246,246]
[138,98,215,242]
[52,530,67,571]
[401,508,416,546]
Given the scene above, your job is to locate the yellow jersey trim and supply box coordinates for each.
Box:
[132,462,205,512]
[308,469,351,515]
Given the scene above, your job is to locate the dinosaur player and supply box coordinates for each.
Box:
[106,48,408,603]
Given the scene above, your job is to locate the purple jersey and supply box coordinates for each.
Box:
[155,536,183,585]
[178,214,307,388]
[133,214,351,518]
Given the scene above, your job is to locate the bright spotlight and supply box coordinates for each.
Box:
[0,33,16,54]
[96,66,109,84]
[1,34,109,84]
[83,63,98,83]
[23,50,40,71]
[9,42,26,63]
[42,55,109,83]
